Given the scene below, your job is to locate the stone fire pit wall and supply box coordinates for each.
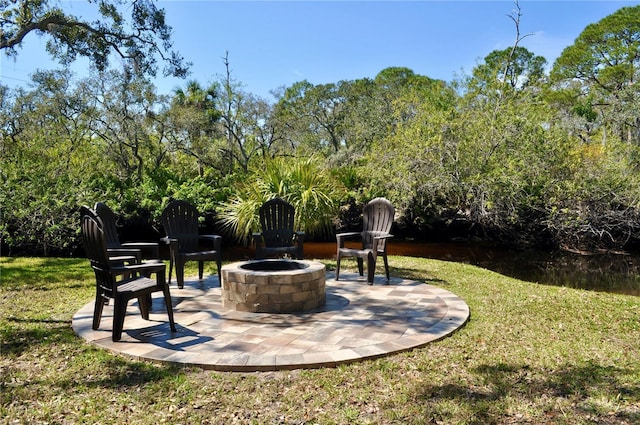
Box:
[221,260,326,313]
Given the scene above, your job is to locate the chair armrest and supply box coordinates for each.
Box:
[198,235,222,253]
[160,237,179,247]
[107,248,141,264]
[336,232,361,247]
[107,247,141,257]
[112,261,165,276]
[336,232,361,239]
[121,242,158,248]
[295,231,305,243]
[107,255,139,264]
[372,233,394,252]
[200,234,222,250]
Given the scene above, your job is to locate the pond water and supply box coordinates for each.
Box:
[225,240,640,296]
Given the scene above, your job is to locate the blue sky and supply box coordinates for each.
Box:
[1,1,638,99]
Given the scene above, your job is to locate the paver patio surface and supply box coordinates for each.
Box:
[72,272,469,372]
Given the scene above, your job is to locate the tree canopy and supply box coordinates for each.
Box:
[0,0,189,78]
[551,5,640,144]
[3,3,640,256]
[472,46,547,90]
[551,5,640,93]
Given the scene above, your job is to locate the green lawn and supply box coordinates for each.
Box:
[2,256,640,424]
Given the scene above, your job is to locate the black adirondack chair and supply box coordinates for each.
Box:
[81,213,176,342]
[94,202,160,261]
[160,200,222,289]
[336,197,394,284]
[80,205,140,265]
[253,198,305,260]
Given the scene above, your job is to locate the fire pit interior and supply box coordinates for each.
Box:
[239,260,308,272]
[221,259,326,313]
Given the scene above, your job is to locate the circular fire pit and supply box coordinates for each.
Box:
[221,259,326,313]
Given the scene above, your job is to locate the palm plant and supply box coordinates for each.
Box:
[218,156,344,244]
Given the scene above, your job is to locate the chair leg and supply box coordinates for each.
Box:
[112,296,128,342]
[138,295,150,320]
[336,255,341,281]
[296,244,303,260]
[168,258,174,285]
[382,253,390,281]
[92,293,105,330]
[216,257,222,285]
[176,261,185,289]
[198,260,204,280]
[162,285,177,332]
[366,252,376,285]
[356,258,364,276]
[255,242,264,260]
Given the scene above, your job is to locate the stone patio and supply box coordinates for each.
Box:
[72,271,469,372]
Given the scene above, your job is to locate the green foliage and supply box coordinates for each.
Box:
[471,46,547,90]
[361,73,459,212]
[1,171,85,255]
[275,80,348,156]
[551,5,640,144]
[166,81,223,177]
[218,156,344,244]
[1,72,109,255]
[3,4,640,255]
[551,5,640,91]
[162,175,230,216]
[545,141,640,250]
[0,0,188,78]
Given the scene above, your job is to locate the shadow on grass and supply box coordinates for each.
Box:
[78,356,184,388]
[7,317,69,324]
[390,265,449,286]
[2,282,91,293]
[414,361,640,423]
[2,322,182,389]
[1,323,78,356]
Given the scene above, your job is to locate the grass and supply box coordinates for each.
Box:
[2,255,640,424]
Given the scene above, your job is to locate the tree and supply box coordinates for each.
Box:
[550,5,640,144]
[551,5,640,93]
[374,67,452,127]
[0,72,105,255]
[361,75,460,217]
[0,0,189,78]
[167,80,222,176]
[89,69,168,184]
[275,80,347,155]
[472,46,547,91]
[217,53,282,173]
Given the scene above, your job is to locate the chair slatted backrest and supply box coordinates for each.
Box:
[161,200,201,252]
[361,198,395,251]
[94,202,123,250]
[80,205,97,223]
[80,214,115,297]
[259,198,296,248]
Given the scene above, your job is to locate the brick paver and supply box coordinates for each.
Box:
[72,272,469,372]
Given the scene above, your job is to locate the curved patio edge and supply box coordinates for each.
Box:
[72,272,470,372]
